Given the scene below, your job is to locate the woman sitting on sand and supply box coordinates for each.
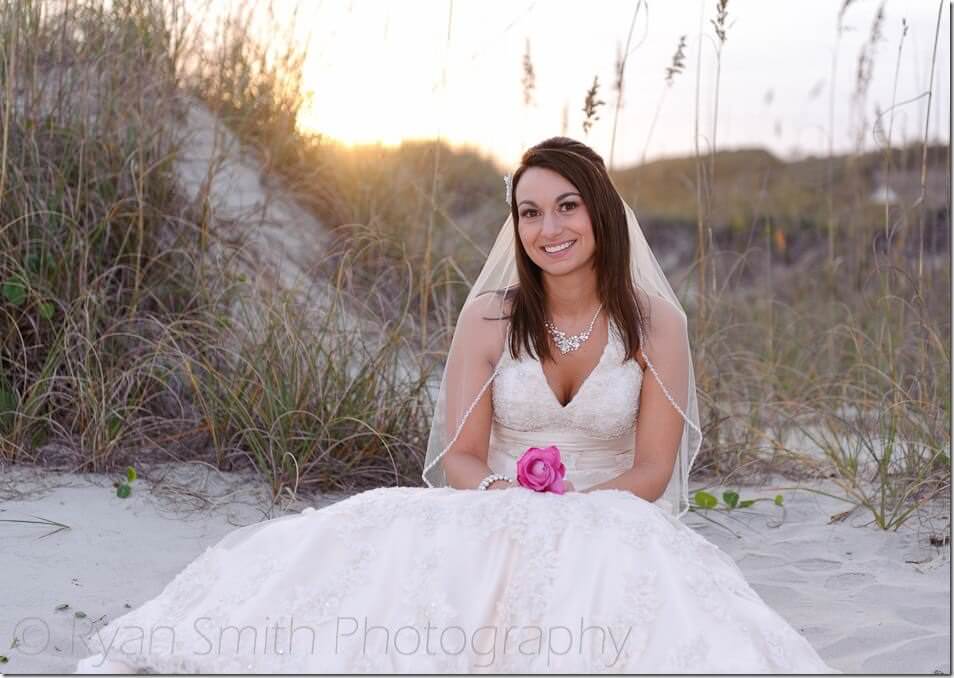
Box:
[75,137,840,673]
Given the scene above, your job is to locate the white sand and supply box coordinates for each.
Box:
[0,462,352,675]
[683,477,950,674]
[0,463,948,674]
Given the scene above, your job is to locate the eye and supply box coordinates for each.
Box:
[520,208,539,218]
[559,200,578,212]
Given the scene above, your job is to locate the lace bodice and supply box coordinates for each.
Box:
[492,317,643,436]
[487,318,648,495]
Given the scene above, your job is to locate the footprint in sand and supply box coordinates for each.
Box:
[737,552,788,569]
[895,605,949,629]
[793,557,843,572]
[824,571,875,589]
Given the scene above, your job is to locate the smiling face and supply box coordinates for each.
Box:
[514,166,597,278]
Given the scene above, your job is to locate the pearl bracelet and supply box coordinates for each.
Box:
[477,473,512,491]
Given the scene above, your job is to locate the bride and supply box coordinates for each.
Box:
[74,137,838,673]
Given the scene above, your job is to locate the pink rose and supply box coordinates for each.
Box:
[516,445,567,494]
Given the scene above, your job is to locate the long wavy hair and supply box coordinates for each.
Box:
[504,136,649,365]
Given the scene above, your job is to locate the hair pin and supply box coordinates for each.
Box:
[504,173,512,205]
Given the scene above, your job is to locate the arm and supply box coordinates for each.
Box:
[440,296,513,491]
[581,296,688,500]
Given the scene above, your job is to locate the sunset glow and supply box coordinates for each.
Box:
[224,0,950,168]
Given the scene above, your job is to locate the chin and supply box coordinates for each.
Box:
[538,259,588,278]
[534,251,595,277]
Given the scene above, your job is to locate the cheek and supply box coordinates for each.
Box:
[518,226,539,254]
[577,212,594,238]
[579,218,596,249]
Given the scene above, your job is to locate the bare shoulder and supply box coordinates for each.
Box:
[636,289,687,366]
[454,291,512,365]
[644,291,685,331]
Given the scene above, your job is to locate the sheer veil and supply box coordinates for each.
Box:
[421,176,702,520]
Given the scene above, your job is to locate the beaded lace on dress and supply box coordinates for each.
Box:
[486,316,661,505]
[74,317,839,674]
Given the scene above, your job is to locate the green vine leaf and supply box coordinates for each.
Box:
[2,279,26,306]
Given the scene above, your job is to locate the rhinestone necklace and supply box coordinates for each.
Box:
[544,303,604,355]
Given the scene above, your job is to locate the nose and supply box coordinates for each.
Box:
[541,210,561,239]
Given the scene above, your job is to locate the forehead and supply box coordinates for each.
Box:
[515,167,579,203]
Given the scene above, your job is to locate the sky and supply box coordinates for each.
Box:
[203,0,951,171]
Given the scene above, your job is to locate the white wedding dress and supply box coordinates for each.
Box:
[75,320,838,674]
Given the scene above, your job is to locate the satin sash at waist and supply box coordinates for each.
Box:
[487,422,635,475]
[485,423,673,513]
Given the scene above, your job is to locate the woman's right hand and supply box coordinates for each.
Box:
[487,479,514,490]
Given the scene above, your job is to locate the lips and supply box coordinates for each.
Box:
[541,239,577,256]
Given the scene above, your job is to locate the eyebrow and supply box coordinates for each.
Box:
[517,192,581,208]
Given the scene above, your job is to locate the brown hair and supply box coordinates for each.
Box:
[503,136,649,365]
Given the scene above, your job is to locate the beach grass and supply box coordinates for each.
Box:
[0,0,948,529]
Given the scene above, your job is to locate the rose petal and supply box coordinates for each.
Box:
[516,446,564,492]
